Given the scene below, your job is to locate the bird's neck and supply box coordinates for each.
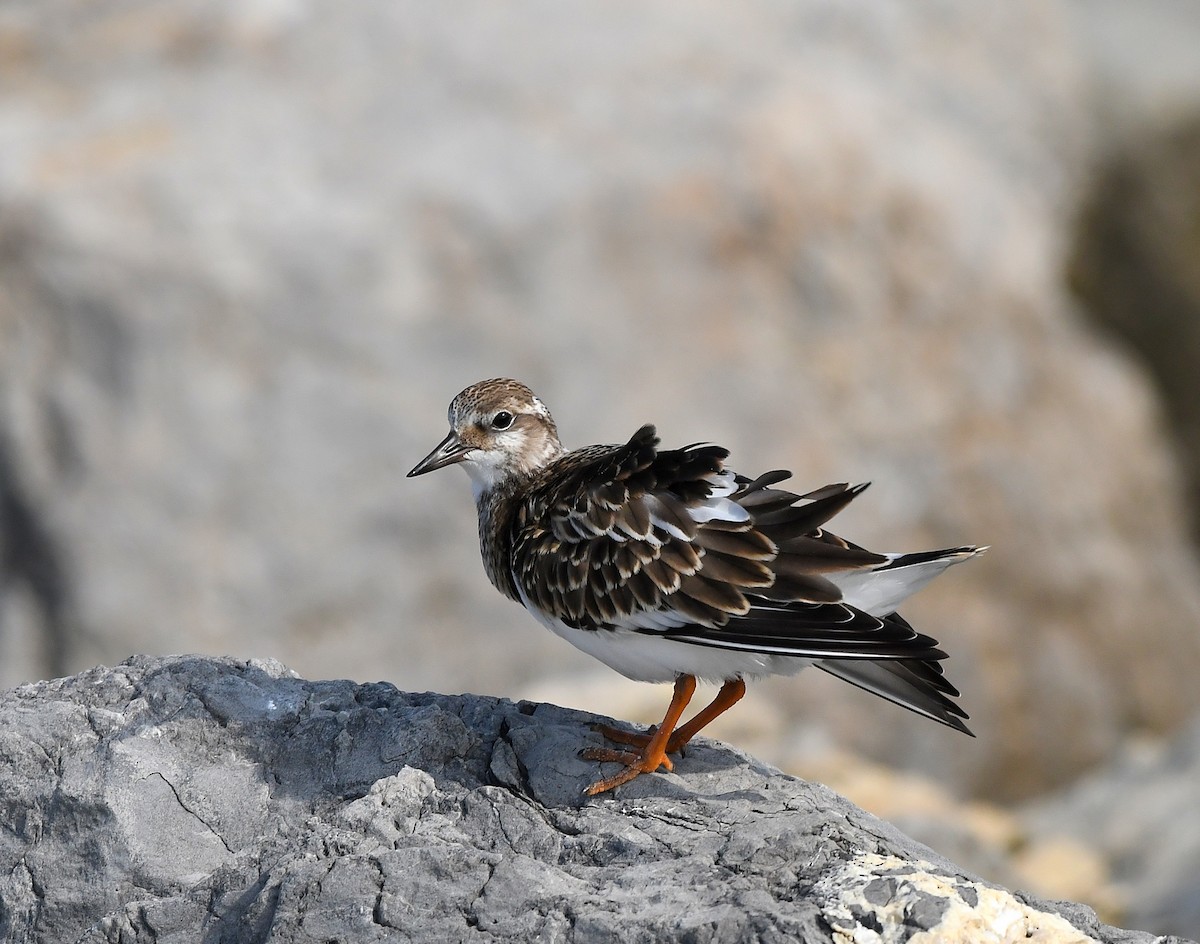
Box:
[464,433,565,504]
[470,437,566,599]
[473,477,529,602]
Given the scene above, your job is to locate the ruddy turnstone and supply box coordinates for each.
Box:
[409,378,982,796]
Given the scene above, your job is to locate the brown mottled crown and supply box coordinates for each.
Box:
[448,378,558,441]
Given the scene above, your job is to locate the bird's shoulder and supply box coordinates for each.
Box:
[521,423,714,503]
[513,424,739,542]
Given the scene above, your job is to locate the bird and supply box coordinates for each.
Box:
[408,378,983,796]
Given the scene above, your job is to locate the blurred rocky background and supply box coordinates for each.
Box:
[0,0,1198,937]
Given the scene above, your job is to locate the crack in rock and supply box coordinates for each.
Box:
[144,771,235,856]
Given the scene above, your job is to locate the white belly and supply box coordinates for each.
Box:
[516,584,810,683]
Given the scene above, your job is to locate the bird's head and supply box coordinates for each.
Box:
[408,378,564,496]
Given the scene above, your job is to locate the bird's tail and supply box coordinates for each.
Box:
[816,643,973,735]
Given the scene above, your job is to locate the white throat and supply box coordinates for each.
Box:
[459,430,565,505]
[461,454,503,504]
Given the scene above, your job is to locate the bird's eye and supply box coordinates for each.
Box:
[491,411,514,430]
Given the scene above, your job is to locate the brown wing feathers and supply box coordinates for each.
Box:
[517,428,757,628]
[513,426,945,663]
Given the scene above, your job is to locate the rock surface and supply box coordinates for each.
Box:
[0,655,1185,944]
[1025,717,1200,940]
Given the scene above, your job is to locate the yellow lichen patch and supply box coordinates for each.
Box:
[792,749,1126,924]
[815,853,1100,944]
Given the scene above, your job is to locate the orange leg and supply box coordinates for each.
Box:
[581,674,697,796]
[663,677,746,753]
[590,677,747,756]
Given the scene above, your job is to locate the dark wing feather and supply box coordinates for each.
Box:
[815,612,972,734]
[664,604,948,659]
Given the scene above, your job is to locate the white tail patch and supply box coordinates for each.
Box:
[828,548,982,616]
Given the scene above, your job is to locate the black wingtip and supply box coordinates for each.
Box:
[942,713,975,737]
[629,424,659,447]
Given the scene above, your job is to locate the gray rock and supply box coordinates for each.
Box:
[1024,715,1200,940]
[1064,0,1200,130]
[0,655,1184,943]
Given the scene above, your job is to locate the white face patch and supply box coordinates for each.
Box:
[461,448,506,501]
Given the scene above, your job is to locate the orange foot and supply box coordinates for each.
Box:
[580,743,675,795]
[588,722,659,749]
[580,676,747,797]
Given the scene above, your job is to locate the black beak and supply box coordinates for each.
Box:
[407,430,471,477]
